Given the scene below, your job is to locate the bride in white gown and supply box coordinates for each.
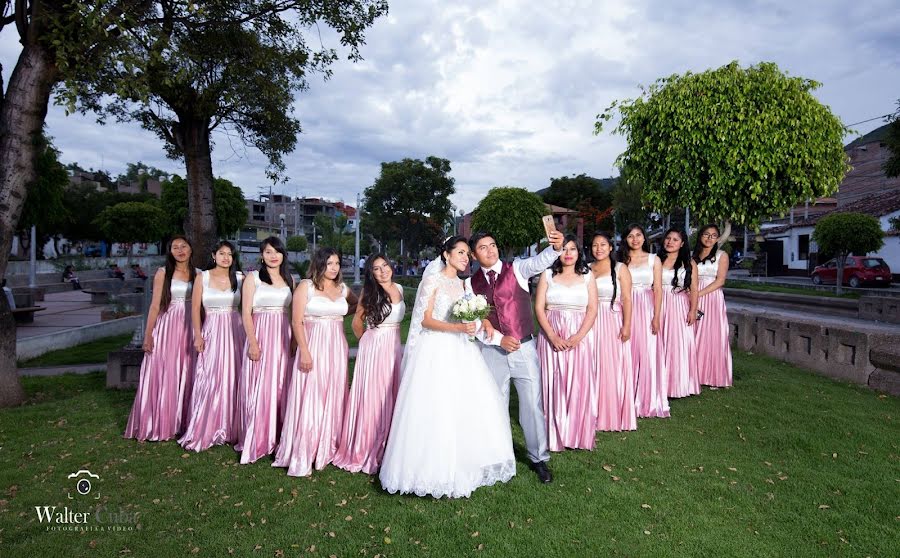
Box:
[379,236,516,498]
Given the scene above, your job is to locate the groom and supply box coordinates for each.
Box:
[466,229,563,483]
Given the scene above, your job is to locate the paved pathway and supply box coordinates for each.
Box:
[18,363,107,377]
[728,301,900,335]
[15,290,109,340]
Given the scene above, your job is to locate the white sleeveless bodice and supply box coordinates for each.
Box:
[629,253,657,290]
[304,279,349,318]
[697,258,719,280]
[374,284,406,327]
[201,270,242,311]
[543,269,591,310]
[661,266,688,289]
[595,262,624,303]
[251,270,292,311]
[170,277,193,302]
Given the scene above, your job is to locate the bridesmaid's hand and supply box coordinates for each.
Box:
[567,334,584,347]
[298,349,313,373]
[142,335,154,354]
[549,334,569,352]
[194,336,205,353]
[651,316,660,335]
[618,326,631,342]
[686,311,696,326]
[248,341,261,362]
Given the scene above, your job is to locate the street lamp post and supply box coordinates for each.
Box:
[354,192,361,285]
[279,213,286,240]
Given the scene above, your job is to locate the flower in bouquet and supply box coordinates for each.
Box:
[452,293,492,340]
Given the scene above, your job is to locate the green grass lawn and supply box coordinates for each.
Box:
[1,352,897,556]
[17,334,134,368]
[725,280,862,299]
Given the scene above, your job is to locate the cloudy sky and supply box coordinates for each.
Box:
[2,0,899,214]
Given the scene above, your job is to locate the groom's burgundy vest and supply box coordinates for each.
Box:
[470,262,535,340]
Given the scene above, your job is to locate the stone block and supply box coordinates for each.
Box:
[106,347,144,389]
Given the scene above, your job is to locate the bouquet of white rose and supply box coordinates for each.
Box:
[451,293,492,341]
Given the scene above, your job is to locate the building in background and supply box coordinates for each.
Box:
[241,194,356,244]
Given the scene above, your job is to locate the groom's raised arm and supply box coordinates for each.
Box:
[512,231,564,282]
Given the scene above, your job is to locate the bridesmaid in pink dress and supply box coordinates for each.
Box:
[623,225,669,418]
[180,241,245,452]
[659,228,700,398]
[333,254,405,474]
[274,248,353,477]
[536,235,598,451]
[236,237,294,463]
[125,235,196,441]
[693,224,733,387]
[590,232,637,432]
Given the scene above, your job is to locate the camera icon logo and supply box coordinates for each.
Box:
[67,470,100,500]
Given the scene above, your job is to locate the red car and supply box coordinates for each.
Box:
[811,256,892,288]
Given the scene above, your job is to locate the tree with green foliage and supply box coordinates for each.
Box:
[286,235,308,253]
[812,212,884,294]
[471,187,549,258]
[160,176,248,239]
[61,184,157,243]
[541,174,614,233]
[61,0,388,267]
[0,1,150,408]
[93,201,169,247]
[884,100,900,178]
[596,61,850,242]
[362,156,456,256]
[313,214,349,253]
[611,175,648,233]
[17,133,70,254]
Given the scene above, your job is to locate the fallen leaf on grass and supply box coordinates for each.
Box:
[818,504,830,510]
[641,504,651,509]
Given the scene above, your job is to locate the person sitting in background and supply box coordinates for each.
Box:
[62,265,82,289]
[108,264,126,280]
[131,264,148,281]
[1,279,15,310]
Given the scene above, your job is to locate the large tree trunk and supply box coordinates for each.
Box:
[0,38,59,408]
[178,117,218,269]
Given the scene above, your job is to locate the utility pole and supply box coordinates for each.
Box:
[354,192,361,285]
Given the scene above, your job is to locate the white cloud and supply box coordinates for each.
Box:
[2,0,899,216]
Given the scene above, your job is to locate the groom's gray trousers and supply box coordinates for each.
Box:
[480,339,550,463]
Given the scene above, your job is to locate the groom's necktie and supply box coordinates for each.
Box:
[486,269,497,305]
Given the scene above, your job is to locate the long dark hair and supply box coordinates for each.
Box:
[550,233,590,275]
[591,231,618,308]
[620,223,650,265]
[440,235,469,264]
[693,223,720,264]
[159,235,196,313]
[259,236,293,288]
[361,254,393,328]
[659,228,693,293]
[207,240,242,292]
[309,247,342,291]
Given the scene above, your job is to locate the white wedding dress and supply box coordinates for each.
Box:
[378,265,516,498]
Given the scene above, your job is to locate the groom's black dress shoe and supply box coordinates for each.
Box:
[530,461,553,484]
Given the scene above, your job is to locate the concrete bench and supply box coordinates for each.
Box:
[82,289,111,304]
[12,306,46,324]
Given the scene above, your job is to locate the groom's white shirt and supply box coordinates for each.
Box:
[465,245,562,345]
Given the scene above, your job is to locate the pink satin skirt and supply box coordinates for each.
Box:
[179,309,245,451]
[333,325,402,474]
[593,302,637,432]
[273,317,349,477]
[124,301,195,441]
[662,289,700,398]
[631,288,669,418]
[236,310,293,463]
[539,308,597,451]
[695,280,733,387]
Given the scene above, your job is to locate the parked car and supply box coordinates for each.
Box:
[810,256,892,288]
